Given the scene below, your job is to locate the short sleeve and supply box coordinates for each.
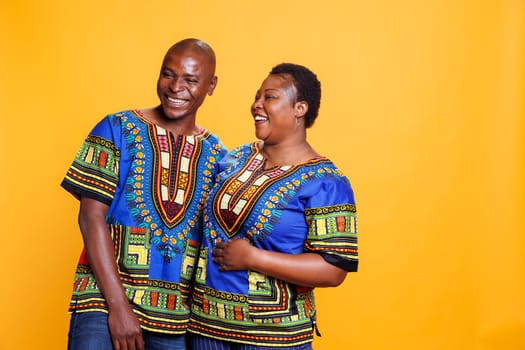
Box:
[60,116,120,205]
[303,177,358,272]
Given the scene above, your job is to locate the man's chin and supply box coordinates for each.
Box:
[160,106,186,119]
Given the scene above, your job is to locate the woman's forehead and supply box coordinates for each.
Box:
[262,74,295,89]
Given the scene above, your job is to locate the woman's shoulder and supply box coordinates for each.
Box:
[301,157,349,181]
[294,158,356,202]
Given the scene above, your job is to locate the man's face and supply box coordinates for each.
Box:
[156,47,217,122]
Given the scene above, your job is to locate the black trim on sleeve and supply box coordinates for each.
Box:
[61,180,113,206]
[320,253,358,272]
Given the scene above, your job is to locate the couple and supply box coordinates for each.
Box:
[62,38,358,350]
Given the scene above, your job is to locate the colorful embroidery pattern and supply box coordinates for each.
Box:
[304,204,358,262]
[63,135,119,203]
[213,151,293,236]
[191,253,316,346]
[118,112,217,262]
[70,223,199,332]
[62,110,226,334]
[149,125,200,228]
[190,143,358,346]
[248,166,348,242]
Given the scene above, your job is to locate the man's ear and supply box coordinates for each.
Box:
[208,76,218,96]
[294,101,308,118]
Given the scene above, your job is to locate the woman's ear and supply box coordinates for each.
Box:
[294,101,308,118]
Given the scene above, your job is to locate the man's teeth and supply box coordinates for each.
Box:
[167,97,187,105]
[255,115,268,121]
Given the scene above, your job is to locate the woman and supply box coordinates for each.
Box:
[189,63,358,349]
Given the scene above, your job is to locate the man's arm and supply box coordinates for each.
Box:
[79,197,144,350]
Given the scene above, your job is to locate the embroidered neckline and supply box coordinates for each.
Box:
[212,144,331,237]
[253,142,328,171]
[119,110,218,262]
[133,109,207,138]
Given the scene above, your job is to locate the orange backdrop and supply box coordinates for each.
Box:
[1,1,524,349]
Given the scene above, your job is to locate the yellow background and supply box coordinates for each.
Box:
[1,0,524,349]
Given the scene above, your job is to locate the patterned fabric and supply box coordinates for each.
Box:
[61,110,227,334]
[189,142,358,347]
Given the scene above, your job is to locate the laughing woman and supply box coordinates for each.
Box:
[189,63,359,350]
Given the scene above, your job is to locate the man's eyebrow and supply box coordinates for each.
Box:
[160,67,200,78]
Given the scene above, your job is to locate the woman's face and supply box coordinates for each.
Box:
[251,74,298,144]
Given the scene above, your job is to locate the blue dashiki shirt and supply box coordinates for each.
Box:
[61,110,227,334]
[189,142,358,347]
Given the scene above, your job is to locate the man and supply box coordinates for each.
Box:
[62,38,226,350]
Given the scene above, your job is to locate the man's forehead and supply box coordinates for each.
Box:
[164,49,214,70]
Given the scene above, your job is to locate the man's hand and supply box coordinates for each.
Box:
[108,303,144,350]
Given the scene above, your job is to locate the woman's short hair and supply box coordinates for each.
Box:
[270,63,321,128]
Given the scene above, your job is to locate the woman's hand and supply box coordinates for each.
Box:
[212,236,346,287]
[212,238,255,271]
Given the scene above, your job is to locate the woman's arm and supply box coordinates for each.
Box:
[212,238,346,288]
[79,197,144,350]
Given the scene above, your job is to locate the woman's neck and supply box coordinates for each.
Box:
[259,140,319,168]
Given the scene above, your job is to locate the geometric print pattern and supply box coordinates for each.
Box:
[212,151,292,237]
[247,274,294,320]
[118,111,220,262]
[191,279,316,346]
[63,135,119,204]
[304,204,358,263]
[69,223,200,333]
[62,110,227,334]
[190,143,358,347]
[149,125,200,229]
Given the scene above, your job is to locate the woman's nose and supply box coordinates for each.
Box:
[252,98,263,111]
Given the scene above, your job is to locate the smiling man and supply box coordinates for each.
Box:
[61,38,227,350]
[151,39,218,134]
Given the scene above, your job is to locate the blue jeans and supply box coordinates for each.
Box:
[190,334,313,350]
[68,311,186,350]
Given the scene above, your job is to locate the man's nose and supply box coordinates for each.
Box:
[169,78,185,92]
